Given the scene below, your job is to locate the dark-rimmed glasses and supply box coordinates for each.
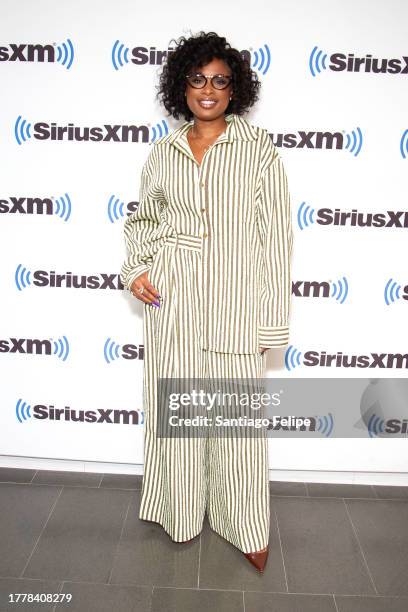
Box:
[185,73,232,90]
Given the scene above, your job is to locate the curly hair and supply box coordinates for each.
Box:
[157,31,261,121]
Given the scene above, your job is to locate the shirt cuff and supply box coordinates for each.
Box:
[124,264,151,292]
[258,325,289,348]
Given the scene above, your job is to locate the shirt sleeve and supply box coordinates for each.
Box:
[256,150,294,348]
[120,148,165,291]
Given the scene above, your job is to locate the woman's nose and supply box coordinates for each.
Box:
[203,79,216,93]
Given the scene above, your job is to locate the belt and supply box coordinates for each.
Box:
[164,233,204,378]
[165,233,203,252]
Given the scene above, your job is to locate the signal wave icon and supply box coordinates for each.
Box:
[104,338,121,363]
[400,129,408,159]
[343,127,363,156]
[15,115,32,145]
[16,398,32,423]
[52,336,70,361]
[112,40,130,70]
[150,120,169,143]
[367,413,386,438]
[251,44,271,75]
[384,278,402,305]
[56,38,75,69]
[15,264,31,291]
[297,201,315,230]
[285,345,303,371]
[54,193,72,221]
[309,46,328,77]
[315,413,334,437]
[107,194,125,223]
[331,276,349,304]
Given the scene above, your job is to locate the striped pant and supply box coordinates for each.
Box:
[139,234,270,553]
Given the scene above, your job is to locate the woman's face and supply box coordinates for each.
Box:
[185,57,233,122]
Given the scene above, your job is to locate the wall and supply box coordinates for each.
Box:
[1,0,407,477]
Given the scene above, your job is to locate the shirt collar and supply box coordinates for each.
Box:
[155,113,258,147]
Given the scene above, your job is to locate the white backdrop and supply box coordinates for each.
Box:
[1,0,407,475]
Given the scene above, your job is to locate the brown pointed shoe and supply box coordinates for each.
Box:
[244,546,269,572]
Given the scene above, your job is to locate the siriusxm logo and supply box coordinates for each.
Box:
[107,195,137,223]
[14,116,169,145]
[15,399,144,425]
[270,128,363,154]
[297,204,408,230]
[366,415,408,438]
[15,265,123,290]
[111,42,270,75]
[314,414,333,437]
[266,414,333,437]
[285,347,408,371]
[358,380,408,438]
[384,278,408,304]
[104,338,144,363]
[400,130,408,159]
[250,44,271,75]
[0,336,69,360]
[0,40,74,69]
[292,278,349,303]
[309,47,408,77]
[0,194,71,221]
[292,277,408,304]
[111,42,176,70]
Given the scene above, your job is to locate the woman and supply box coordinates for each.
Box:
[120,31,293,573]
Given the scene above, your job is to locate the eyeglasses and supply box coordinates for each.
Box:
[185,73,232,90]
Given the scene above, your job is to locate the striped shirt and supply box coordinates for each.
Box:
[120,112,293,354]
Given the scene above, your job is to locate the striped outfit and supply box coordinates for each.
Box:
[120,112,293,552]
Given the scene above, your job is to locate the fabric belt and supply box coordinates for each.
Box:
[165,233,203,252]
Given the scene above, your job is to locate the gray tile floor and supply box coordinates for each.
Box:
[0,467,407,611]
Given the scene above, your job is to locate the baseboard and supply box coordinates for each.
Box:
[1,454,407,486]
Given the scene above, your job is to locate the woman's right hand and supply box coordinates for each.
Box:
[130,272,161,307]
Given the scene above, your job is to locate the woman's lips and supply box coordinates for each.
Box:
[198,99,217,108]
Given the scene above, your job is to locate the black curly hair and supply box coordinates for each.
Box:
[157,31,261,121]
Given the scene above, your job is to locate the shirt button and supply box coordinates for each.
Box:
[201,207,205,212]
[203,232,208,238]
[201,182,205,187]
